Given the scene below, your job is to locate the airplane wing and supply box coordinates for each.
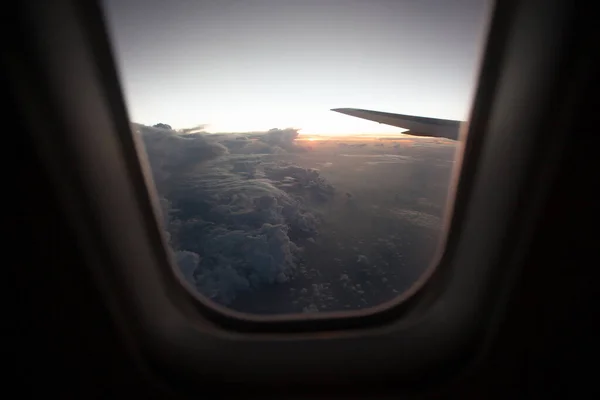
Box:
[331,108,462,140]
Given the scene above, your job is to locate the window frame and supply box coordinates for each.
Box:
[9,0,579,388]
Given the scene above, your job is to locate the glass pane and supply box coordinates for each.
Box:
[102,0,490,315]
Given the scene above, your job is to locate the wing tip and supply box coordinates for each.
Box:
[331,107,356,115]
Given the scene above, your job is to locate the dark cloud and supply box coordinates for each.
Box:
[263,163,335,202]
[178,124,209,134]
[136,124,334,305]
[166,167,320,304]
[181,128,305,155]
[134,124,228,192]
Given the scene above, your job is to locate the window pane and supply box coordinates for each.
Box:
[102,0,490,315]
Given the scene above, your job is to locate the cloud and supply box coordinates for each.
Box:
[192,223,298,304]
[134,124,228,192]
[263,163,335,202]
[167,170,316,305]
[213,128,304,155]
[178,124,209,134]
[389,208,441,230]
[258,128,301,150]
[135,123,335,306]
[233,140,286,155]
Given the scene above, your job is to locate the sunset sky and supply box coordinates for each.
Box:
[103,0,490,135]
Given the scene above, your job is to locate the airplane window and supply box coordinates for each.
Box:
[101,0,490,315]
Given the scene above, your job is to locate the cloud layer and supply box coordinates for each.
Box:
[135,124,334,305]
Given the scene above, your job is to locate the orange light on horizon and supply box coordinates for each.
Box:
[297,135,326,141]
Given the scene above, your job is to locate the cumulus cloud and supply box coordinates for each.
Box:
[133,124,228,192]
[192,223,298,304]
[233,140,286,155]
[263,163,335,202]
[258,128,302,150]
[135,123,335,306]
[168,169,319,305]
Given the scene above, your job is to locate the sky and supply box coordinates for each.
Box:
[102,0,490,135]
